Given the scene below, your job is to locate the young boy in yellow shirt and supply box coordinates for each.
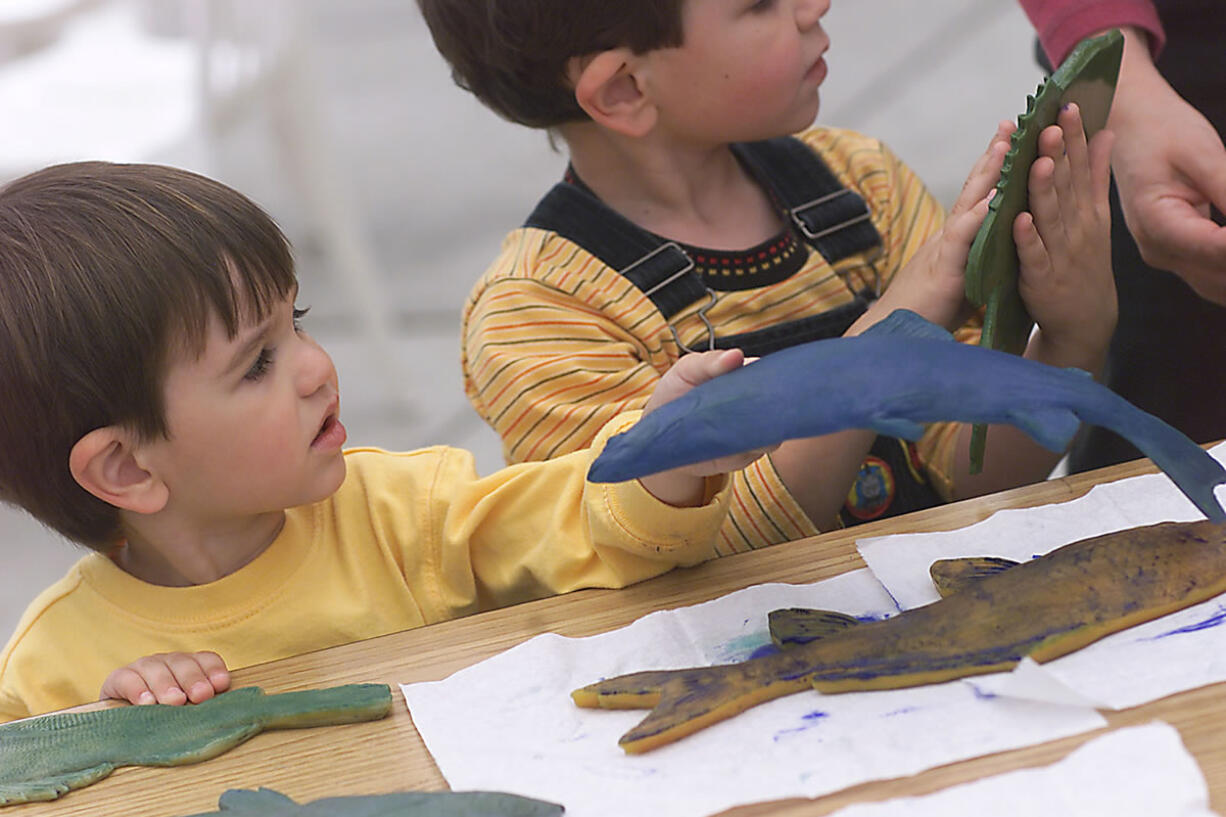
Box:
[420,0,1116,544]
[0,161,763,722]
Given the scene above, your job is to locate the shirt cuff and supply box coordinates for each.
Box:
[1021,0,1164,64]
[585,411,733,560]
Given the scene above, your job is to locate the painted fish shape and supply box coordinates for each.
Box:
[0,684,392,805]
[180,786,563,816]
[572,519,1226,753]
[587,309,1226,524]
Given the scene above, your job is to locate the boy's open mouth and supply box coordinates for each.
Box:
[312,408,346,449]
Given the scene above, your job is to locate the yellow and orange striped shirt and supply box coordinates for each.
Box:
[463,127,968,554]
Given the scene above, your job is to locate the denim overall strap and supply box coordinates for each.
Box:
[524,181,706,321]
[733,137,882,269]
[524,137,881,322]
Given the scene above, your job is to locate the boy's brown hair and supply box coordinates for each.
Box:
[0,162,296,550]
[417,0,684,128]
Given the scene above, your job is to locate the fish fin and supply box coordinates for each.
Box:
[1007,407,1082,452]
[929,556,1021,598]
[1090,390,1226,522]
[869,415,927,441]
[768,608,860,649]
[572,665,809,754]
[217,787,297,812]
[861,309,955,342]
[0,763,115,805]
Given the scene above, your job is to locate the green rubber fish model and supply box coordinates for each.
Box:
[0,683,391,805]
[179,787,564,816]
[573,519,1226,754]
[964,28,1124,469]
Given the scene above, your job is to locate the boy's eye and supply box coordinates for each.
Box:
[244,348,275,382]
[293,305,310,332]
[748,0,776,11]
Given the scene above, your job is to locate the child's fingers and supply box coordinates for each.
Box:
[1027,153,1066,255]
[162,651,227,704]
[99,652,231,708]
[125,655,190,705]
[951,124,1011,217]
[941,192,993,269]
[1013,211,1052,287]
[99,666,159,706]
[1037,122,1077,224]
[676,348,744,387]
[1057,103,1092,197]
[194,650,232,696]
[645,348,744,413]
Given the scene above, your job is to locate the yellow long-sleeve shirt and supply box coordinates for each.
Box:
[463,127,967,553]
[0,414,730,722]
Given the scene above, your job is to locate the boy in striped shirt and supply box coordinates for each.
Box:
[419,0,1117,544]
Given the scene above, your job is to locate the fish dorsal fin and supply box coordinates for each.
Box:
[768,607,861,649]
[217,787,297,813]
[861,309,954,342]
[929,556,1021,598]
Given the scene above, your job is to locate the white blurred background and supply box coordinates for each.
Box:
[0,0,1043,644]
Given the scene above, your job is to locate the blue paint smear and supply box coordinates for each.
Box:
[772,710,829,742]
[1148,604,1226,640]
[713,632,773,663]
[749,643,781,660]
[969,683,998,700]
[880,584,903,613]
[883,706,919,717]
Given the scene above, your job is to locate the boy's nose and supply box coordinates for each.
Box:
[295,335,338,397]
[796,0,830,29]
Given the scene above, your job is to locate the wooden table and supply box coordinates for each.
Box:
[14,456,1226,816]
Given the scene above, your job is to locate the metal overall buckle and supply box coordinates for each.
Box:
[669,289,718,354]
[789,188,872,241]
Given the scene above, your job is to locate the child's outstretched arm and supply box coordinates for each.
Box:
[99,651,231,707]
[955,103,1116,497]
[637,348,776,507]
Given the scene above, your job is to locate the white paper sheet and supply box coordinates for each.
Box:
[827,722,1218,817]
[402,569,1104,817]
[857,442,1226,710]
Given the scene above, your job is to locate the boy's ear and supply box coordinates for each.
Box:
[570,49,658,138]
[69,427,169,515]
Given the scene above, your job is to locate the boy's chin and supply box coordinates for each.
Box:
[306,456,348,503]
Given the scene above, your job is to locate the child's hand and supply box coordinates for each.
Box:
[636,349,775,506]
[1016,103,1116,370]
[861,121,1013,332]
[99,651,231,707]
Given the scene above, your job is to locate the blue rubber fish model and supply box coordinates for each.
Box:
[588,309,1226,522]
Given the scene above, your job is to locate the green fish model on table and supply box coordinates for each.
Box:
[179,786,564,816]
[0,683,391,805]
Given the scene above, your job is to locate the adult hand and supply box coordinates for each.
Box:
[1109,28,1226,302]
